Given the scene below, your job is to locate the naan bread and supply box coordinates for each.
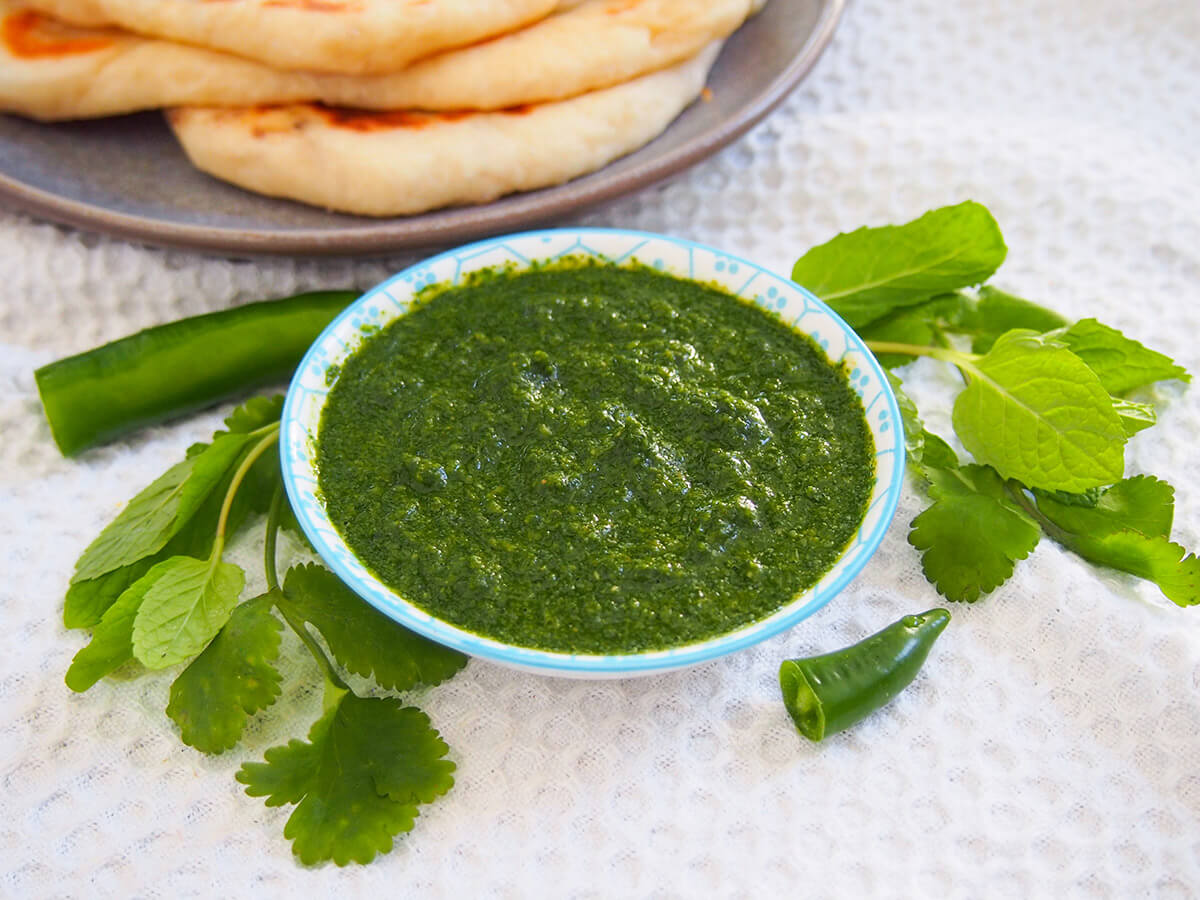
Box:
[0,0,760,120]
[16,0,566,74]
[167,42,721,217]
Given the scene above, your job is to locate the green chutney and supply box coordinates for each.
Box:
[316,262,874,654]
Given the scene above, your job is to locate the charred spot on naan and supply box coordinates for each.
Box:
[2,8,115,58]
[259,0,365,13]
[168,102,547,141]
[314,104,539,131]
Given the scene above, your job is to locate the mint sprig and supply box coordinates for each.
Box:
[796,202,1196,606]
[63,396,468,866]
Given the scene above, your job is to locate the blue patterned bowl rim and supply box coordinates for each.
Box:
[281,228,905,676]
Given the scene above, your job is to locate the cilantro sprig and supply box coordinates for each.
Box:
[64,399,468,865]
[794,201,1197,605]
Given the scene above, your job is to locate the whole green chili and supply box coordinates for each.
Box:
[779,608,950,741]
[35,289,357,456]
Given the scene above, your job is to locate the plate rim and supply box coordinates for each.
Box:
[0,0,843,257]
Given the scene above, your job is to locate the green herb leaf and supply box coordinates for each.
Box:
[909,464,1041,602]
[791,201,1007,327]
[859,293,971,366]
[64,570,157,692]
[166,592,283,753]
[237,692,455,866]
[64,558,154,631]
[1112,397,1156,437]
[1036,475,1175,542]
[919,432,959,471]
[71,432,253,583]
[959,286,1068,354]
[1055,318,1190,394]
[952,330,1126,491]
[886,371,926,463]
[1029,477,1198,606]
[131,555,246,669]
[281,564,468,691]
[221,395,284,435]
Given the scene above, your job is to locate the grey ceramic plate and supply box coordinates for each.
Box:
[0,0,842,257]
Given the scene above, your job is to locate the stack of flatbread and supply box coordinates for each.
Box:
[0,0,766,216]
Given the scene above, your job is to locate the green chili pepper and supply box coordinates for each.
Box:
[35,290,357,456]
[779,608,950,741]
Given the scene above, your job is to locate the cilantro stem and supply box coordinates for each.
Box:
[1005,480,1069,543]
[261,488,349,691]
[264,485,284,594]
[275,598,349,691]
[213,424,280,558]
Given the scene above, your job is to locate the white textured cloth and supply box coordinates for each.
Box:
[3,0,1200,895]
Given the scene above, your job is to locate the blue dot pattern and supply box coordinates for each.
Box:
[280,228,905,678]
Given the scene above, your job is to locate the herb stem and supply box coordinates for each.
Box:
[264,485,284,594]
[865,341,976,366]
[213,423,280,557]
[1004,479,1067,542]
[275,598,349,691]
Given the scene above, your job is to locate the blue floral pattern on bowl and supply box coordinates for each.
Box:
[280,229,905,678]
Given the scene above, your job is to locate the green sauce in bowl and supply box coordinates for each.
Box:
[315,261,874,654]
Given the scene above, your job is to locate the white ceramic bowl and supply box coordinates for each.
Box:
[281,229,904,678]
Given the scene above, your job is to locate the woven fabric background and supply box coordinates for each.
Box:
[2,0,1199,895]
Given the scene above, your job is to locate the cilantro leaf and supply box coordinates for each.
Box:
[919,431,959,471]
[237,692,455,866]
[1031,477,1198,606]
[909,464,1041,602]
[166,592,283,753]
[64,569,157,691]
[791,201,1007,327]
[952,330,1126,491]
[1055,318,1190,394]
[281,564,467,691]
[959,286,1068,354]
[886,371,926,462]
[1035,475,1174,540]
[131,555,246,669]
[71,432,254,583]
[221,395,284,435]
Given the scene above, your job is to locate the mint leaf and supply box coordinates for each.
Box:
[859,293,971,366]
[65,558,154,631]
[791,201,1007,327]
[65,570,157,691]
[237,692,455,866]
[71,432,253,583]
[131,555,246,669]
[909,464,1041,602]
[1112,397,1156,437]
[282,564,467,691]
[952,330,1126,491]
[1055,318,1190,394]
[960,287,1067,353]
[65,477,232,628]
[166,592,283,753]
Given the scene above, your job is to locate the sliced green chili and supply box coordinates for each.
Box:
[780,608,950,741]
[35,289,357,456]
